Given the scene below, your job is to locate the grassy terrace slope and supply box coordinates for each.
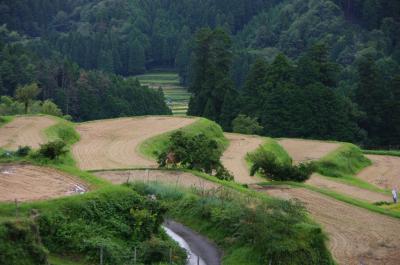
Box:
[135,72,191,116]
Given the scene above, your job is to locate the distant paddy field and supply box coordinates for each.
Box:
[135,72,191,116]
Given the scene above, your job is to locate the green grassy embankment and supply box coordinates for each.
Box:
[135,72,191,116]
[363,149,400,157]
[138,118,228,160]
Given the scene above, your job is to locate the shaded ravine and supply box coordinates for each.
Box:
[164,220,222,265]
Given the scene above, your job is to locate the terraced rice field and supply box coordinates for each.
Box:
[0,116,56,150]
[135,72,191,115]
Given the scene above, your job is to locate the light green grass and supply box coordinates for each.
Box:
[363,149,400,157]
[0,116,13,127]
[138,118,228,160]
[314,143,372,178]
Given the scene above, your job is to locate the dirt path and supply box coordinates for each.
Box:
[278,138,340,163]
[95,170,218,190]
[164,220,222,265]
[72,116,195,170]
[357,155,400,190]
[0,164,87,202]
[307,174,391,203]
[257,186,400,265]
[221,133,264,184]
[0,116,56,150]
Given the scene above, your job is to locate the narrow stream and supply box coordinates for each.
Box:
[163,226,207,265]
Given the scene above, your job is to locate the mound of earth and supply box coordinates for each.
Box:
[95,169,218,190]
[0,116,56,150]
[257,186,400,265]
[72,116,195,170]
[357,155,400,190]
[0,164,87,202]
[278,138,340,163]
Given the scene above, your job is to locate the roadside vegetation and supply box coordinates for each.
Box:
[130,182,335,265]
[0,115,12,127]
[0,185,186,265]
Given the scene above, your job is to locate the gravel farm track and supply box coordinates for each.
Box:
[72,116,195,170]
[0,116,56,150]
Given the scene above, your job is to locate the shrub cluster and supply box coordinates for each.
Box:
[38,140,67,160]
[157,131,233,181]
[248,148,314,182]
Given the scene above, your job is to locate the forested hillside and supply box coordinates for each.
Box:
[0,0,399,147]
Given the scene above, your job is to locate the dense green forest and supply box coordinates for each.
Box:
[0,0,399,147]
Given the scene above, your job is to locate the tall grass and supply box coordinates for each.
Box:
[138,118,228,160]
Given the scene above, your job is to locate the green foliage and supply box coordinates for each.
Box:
[34,187,185,265]
[315,143,372,178]
[232,114,263,135]
[157,131,228,176]
[41,100,62,117]
[45,121,80,146]
[363,149,400,157]
[0,220,48,265]
[38,140,68,160]
[15,83,41,114]
[248,147,313,182]
[0,96,24,115]
[0,115,13,127]
[16,146,31,157]
[139,118,228,160]
[131,182,335,265]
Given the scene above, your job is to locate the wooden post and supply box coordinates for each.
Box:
[134,247,137,264]
[169,248,172,264]
[99,246,103,265]
[15,199,18,218]
[197,255,200,265]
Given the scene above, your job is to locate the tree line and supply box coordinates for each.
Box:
[188,28,400,148]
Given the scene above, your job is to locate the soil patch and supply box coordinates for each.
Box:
[221,133,264,184]
[0,116,56,150]
[357,155,400,190]
[0,164,87,202]
[278,138,340,163]
[307,174,391,203]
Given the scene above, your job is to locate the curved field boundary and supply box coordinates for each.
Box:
[0,116,56,150]
[307,174,390,203]
[258,186,400,265]
[72,116,195,170]
[0,163,88,202]
[221,133,264,184]
[95,169,218,190]
[357,155,400,190]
